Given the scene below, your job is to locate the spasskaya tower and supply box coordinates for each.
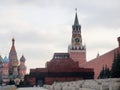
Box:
[68,10,86,65]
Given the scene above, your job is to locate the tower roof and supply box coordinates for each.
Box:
[12,37,15,44]
[3,56,9,63]
[74,13,79,25]
[10,37,16,52]
[9,38,18,65]
[74,9,79,26]
[20,55,26,62]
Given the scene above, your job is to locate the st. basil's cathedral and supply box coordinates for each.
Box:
[0,38,26,84]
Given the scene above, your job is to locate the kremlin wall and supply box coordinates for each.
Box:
[28,11,120,86]
[81,37,120,78]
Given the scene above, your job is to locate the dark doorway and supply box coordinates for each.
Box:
[36,79,44,87]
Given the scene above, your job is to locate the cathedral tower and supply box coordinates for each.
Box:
[9,38,19,78]
[18,55,26,81]
[68,10,86,65]
[2,56,9,83]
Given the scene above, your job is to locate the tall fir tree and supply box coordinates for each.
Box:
[98,66,105,79]
[104,65,110,78]
[111,52,120,78]
[98,65,110,79]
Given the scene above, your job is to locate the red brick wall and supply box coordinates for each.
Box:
[81,48,119,78]
[76,37,120,79]
[69,51,86,65]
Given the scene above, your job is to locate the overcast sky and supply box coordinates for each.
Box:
[0,0,120,73]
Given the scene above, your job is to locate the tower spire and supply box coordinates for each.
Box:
[9,37,18,76]
[75,8,77,12]
[74,8,79,25]
[12,37,15,46]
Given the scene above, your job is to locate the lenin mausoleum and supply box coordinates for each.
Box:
[27,11,120,86]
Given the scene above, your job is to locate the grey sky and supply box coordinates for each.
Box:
[0,0,120,73]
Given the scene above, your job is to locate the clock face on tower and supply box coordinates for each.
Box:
[75,38,80,43]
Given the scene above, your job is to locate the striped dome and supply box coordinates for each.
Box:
[20,55,25,62]
[3,56,9,63]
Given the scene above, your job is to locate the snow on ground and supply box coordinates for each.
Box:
[17,87,48,90]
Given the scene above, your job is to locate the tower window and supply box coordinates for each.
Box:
[76,26,78,30]
[73,27,75,30]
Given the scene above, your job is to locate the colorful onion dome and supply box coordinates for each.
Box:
[3,56,9,63]
[20,55,26,62]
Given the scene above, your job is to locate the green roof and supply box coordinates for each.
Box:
[74,12,79,26]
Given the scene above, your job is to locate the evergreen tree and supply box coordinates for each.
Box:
[98,65,110,79]
[111,52,120,78]
[104,65,110,78]
[98,66,105,79]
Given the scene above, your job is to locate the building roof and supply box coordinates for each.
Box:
[74,12,79,26]
[9,38,18,66]
[3,56,9,63]
[20,55,26,62]
[10,37,16,52]
[53,53,69,60]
